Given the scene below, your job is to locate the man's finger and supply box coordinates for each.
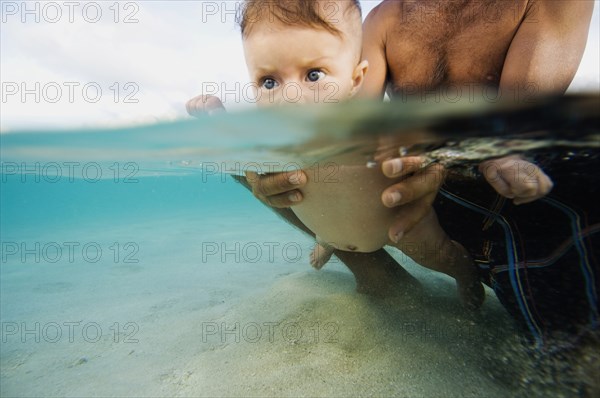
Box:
[513,175,553,205]
[381,163,445,208]
[382,156,428,178]
[388,191,438,243]
[244,170,307,199]
[263,190,304,208]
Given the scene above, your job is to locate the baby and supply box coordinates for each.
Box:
[187,0,551,308]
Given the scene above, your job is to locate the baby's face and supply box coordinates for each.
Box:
[243,21,366,107]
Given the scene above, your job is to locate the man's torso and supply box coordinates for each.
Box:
[382,0,532,97]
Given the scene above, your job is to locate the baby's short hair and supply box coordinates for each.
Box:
[238,0,362,38]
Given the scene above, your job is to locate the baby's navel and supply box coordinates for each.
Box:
[346,245,358,251]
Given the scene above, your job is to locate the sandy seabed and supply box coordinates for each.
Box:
[0,206,554,397]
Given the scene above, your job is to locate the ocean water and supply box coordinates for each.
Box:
[1,97,599,397]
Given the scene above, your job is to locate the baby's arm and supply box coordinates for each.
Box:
[478,155,553,205]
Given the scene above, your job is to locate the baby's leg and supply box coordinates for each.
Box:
[396,209,485,309]
[310,237,335,270]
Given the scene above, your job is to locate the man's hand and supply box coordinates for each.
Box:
[479,155,553,205]
[380,156,446,243]
[244,170,308,208]
[186,94,226,117]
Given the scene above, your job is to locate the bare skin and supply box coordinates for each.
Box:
[230,174,420,297]
[359,0,591,240]
[189,0,591,299]
[251,0,591,220]
[215,5,485,307]
[361,0,593,98]
[361,0,590,209]
[247,0,594,247]
[245,0,590,293]
[179,114,421,295]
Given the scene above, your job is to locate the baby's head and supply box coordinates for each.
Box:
[239,0,368,107]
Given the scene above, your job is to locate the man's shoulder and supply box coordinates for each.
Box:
[364,0,403,25]
[363,0,403,40]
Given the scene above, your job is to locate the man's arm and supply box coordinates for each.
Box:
[361,1,447,241]
[484,1,593,204]
[500,0,594,97]
[358,2,390,99]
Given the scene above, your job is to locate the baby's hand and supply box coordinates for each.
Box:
[185,95,226,117]
[479,155,553,205]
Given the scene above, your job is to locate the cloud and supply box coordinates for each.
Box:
[1,1,250,130]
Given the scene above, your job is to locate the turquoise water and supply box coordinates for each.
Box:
[1,97,598,397]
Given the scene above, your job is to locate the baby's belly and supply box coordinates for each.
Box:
[292,164,399,253]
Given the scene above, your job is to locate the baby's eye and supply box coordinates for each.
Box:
[261,78,279,90]
[306,70,325,82]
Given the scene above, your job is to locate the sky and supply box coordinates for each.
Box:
[0,0,598,131]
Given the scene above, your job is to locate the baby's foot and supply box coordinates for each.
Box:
[310,243,334,270]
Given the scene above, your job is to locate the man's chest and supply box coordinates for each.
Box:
[385,1,529,94]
